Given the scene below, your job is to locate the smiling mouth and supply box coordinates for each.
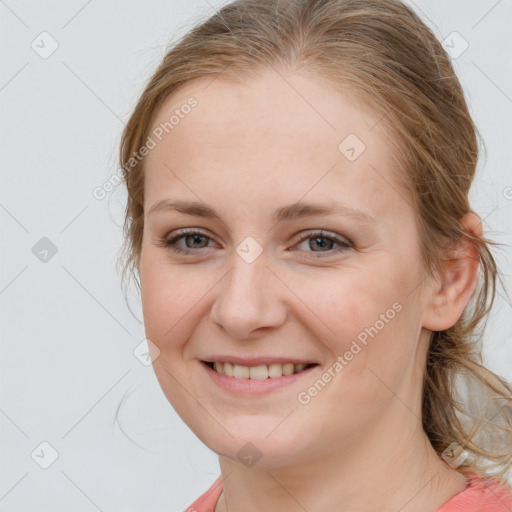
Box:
[202,361,319,379]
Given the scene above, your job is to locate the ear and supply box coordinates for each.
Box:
[422,212,482,332]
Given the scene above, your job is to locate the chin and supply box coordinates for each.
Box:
[191,416,317,469]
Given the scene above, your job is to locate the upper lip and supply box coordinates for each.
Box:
[201,356,318,366]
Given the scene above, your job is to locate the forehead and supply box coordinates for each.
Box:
[143,68,406,222]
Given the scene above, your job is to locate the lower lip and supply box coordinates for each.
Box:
[201,361,320,395]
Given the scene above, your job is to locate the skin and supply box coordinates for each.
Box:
[138,67,481,512]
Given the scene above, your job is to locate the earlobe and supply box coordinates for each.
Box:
[422,212,482,332]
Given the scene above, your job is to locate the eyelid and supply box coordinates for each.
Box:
[160,227,353,257]
[294,229,351,246]
[289,229,352,257]
[163,227,218,251]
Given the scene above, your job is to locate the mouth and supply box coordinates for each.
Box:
[201,360,319,379]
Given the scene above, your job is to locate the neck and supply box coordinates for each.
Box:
[214,408,468,512]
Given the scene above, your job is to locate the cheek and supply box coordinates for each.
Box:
[139,249,208,353]
[287,261,417,379]
[288,268,419,434]
[290,265,395,343]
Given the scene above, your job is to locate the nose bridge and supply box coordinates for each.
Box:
[210,238,286,337]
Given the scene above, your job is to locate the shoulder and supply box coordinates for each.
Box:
[183,476,223,512]
[437,473,512,512]
[181,473,512,512]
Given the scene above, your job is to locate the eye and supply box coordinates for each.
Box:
[158,228,216,254]
[293,230,352,258]
[156,228,352,258]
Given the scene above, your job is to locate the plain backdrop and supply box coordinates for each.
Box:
[1,0,511,510]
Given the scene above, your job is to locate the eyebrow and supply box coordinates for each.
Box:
[147,199,376,225]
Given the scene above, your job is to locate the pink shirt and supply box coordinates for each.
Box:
[183,473,512,512]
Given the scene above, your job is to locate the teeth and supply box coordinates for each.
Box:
[249,365,268,380]
[282,363,295,375]
[269,363,285,378]
[209,361,313,379]
[224,362,234,377]
[233,364,249,379]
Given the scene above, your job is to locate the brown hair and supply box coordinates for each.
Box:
[117,0,512,486]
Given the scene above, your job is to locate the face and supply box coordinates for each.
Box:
[139,67,431,468]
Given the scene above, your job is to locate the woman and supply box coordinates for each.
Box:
[117,0,512,510]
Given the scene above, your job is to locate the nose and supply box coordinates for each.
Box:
[210,249,288,340]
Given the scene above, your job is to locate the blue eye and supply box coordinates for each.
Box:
[161,228,213,254]
[159,229,352,258]
[293,230,352,257]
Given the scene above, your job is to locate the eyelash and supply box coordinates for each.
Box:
[157,228,352,258]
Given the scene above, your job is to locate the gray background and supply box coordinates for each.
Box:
[1,0,511,510]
